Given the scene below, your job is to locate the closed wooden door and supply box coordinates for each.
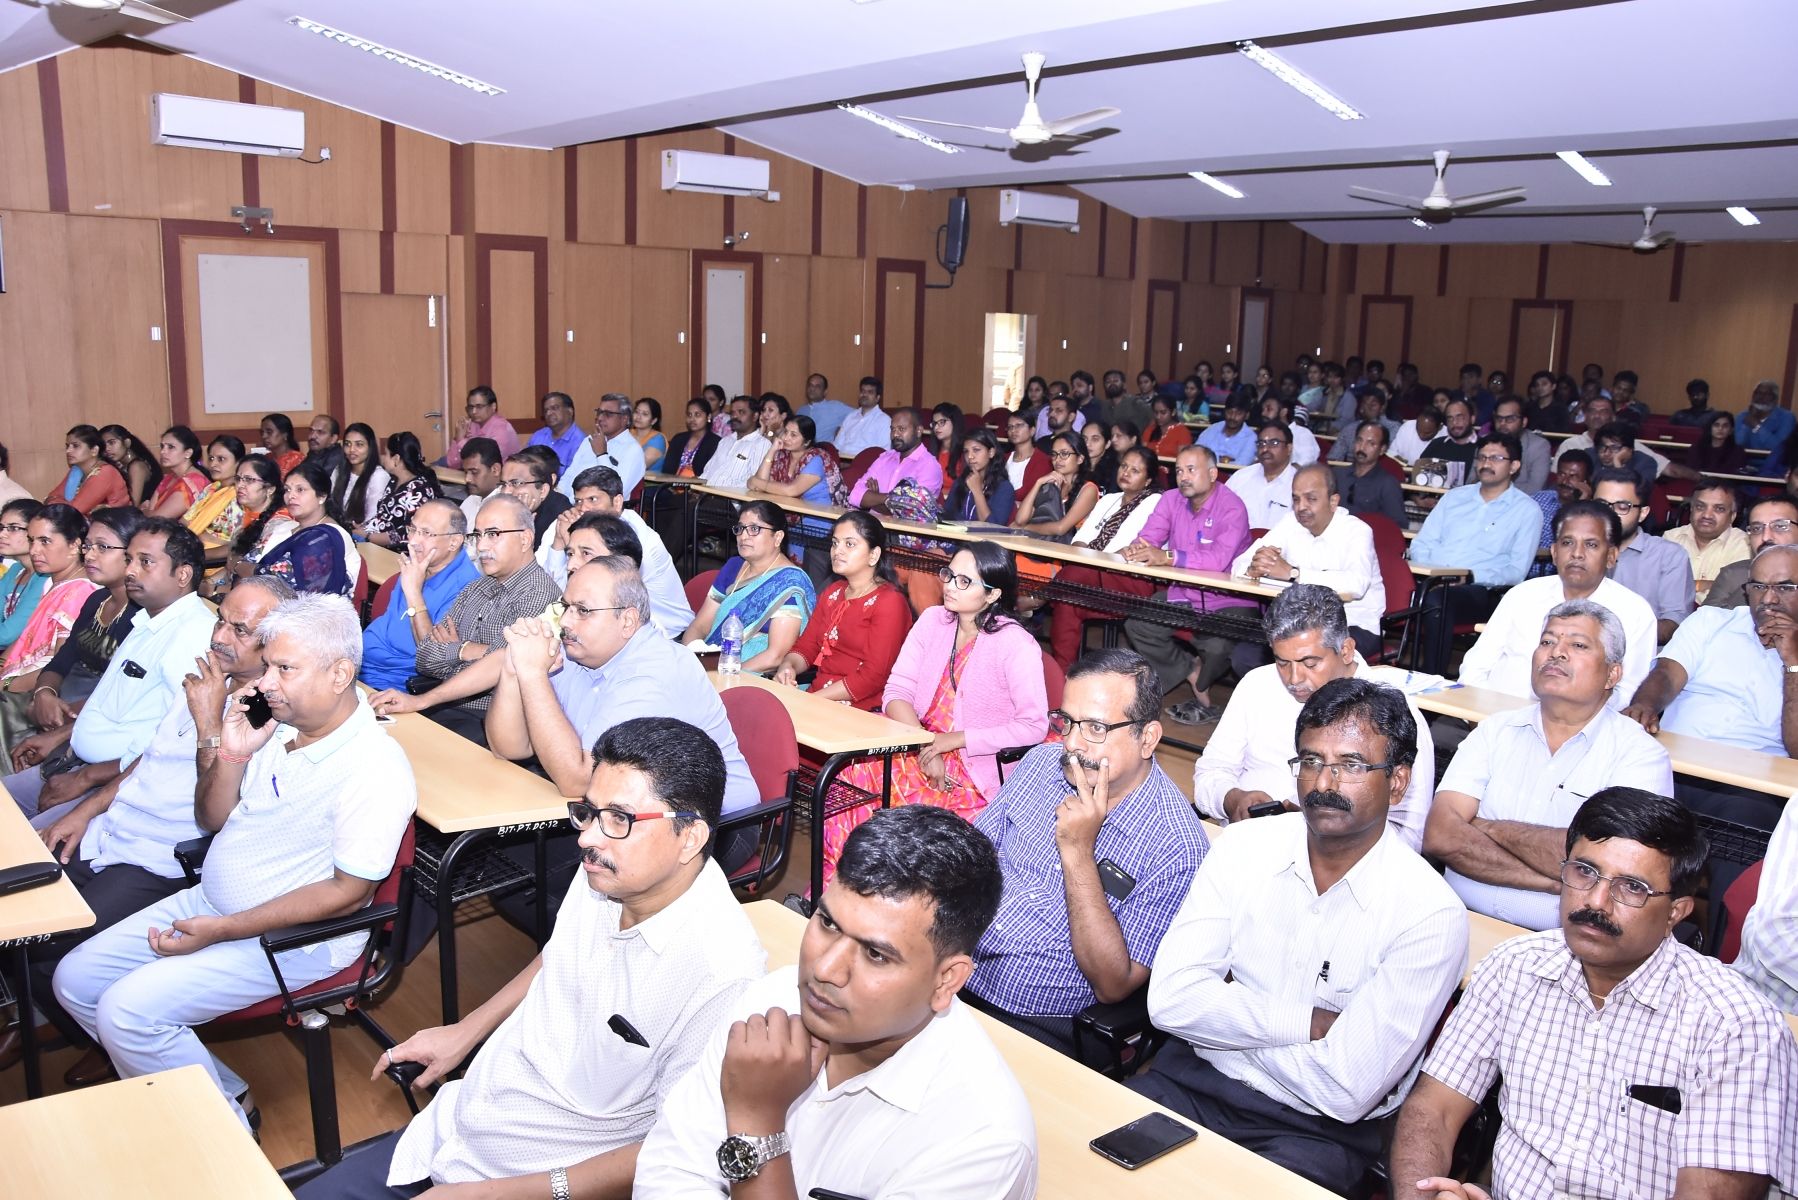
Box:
[341,293,449,456]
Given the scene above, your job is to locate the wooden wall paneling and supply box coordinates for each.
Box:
[1177,282,1233,368]
[391,125,451,235]
[806,257,868,400]
[1544,243,1673,303]
[572,141,627,246]
[253,82,382,231]
[1509,300,1569,380]
[1140,220,1185,283]
[486,249,540,417]
[390,232,449,296]
[471,145,554,238]
[0,211,80,493]
[1613,293,1790,411]
[1443,244,1538,300]
[629,247,691,404]
[1406,298,1471,387]
[1569,299,1621,384]
[341,293,447,452]
[1352,247,1388,296]
[634,131,727,251]
[1390,245,1440,297]
[1463,297,1513,380]
[1099,208,1133,280]
[66,215,168,445]
[815,171,861,259]
[337,229,382,294]
[874,259,925,410]
[1259,222,1304,291]
[958,188,1012,272]
[551,241,635,397]
[1356,296,1411,363]
[919,263,1005,412]
[731,148,812,257]
[863,187,945,265]
[1185,222,1216,284]
[1087,276,1133,375]
[1144,280,1179,381]
[0,66,50,212]
[1211,223,1259,287]
[759,253,811,397]
[1282,291,1325,370]
[1019,188,1099,278]
[1299,232,1326,293]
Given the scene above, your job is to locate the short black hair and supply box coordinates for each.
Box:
[86,505,151,552]
[1294,677,1417,769]
[1259,420,1292,445]
[1686,378,1709,397]
[1070,370,1095,389]
[468,385,498,407]
[1460,362,1483,377]
[1565,787,1707,897]
[510,445,560,486]
[1553,498,1625,546]
[134,517,205,593]
[1476,431,1521,463]
[460,437,502,469]
[1066,648,1161,726]
[590,716,725,836]
[1688,477,1736,504]
[859,376,883,395]
[0,441,11,472]
[2,497,42,525]
[1596,421,1635,450]
[32,503,88,546]
[834,805,1002,958]
[569,512,643,566]
[1556,447,1595,476]
[1613,370,1639,387]
[572,465,624,498]
[1593,465,1651,504]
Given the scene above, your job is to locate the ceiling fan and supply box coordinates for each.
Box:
[1581,206,1678,253]
[24,0,189,25]
[898,52,1120,148]
[1348,150,1526,222]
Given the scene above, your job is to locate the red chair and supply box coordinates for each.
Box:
[369,574,399,621]
[1716,859,1765,964]
[714,685,801,893]
[1378,454,1407,482]
[351,556,372,622]
[1361,512,1426,665]
[684,568,719,615]
[840,447,885,493]
[997,651,1065,783]
[983,407,1012,434]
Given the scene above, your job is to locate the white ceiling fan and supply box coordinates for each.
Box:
[1348,150,1526,222]
[898,52,1120,148]
[26,0,189,25]
[1581,206,1678,253]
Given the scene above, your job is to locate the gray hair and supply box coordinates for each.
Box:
[257,593,363,670]
[574,554,652,622]
[1544,598,1626,666]
[1753,542,1798,566]
[418,497,467,535]
[477,493,531,528]
[232,574,296,607]
[600,391,632,409]
[1263,582,1351,648]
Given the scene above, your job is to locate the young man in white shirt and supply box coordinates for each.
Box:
[1226,420,1298,528]
[540,465,693,635]
[700,396,773,491]
[635,804,1037,1199]
[1138,677,1467,1192]
[1231,464,1384,658]
[829,375,892,460]
[294,717,766,1200]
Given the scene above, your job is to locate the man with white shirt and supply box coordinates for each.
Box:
[1226,420,1297,528]
[0,442,30,508]
[700,396,772,490]
[1194,585,1433,849]
[635,804,1037,1199]
[1232,464,1384,658]
[294,717,765,1200]
[1426,600,1674,930]
[1456,500,1656,705]
[829,375,892,460]
[556,393,644,502]
[1734,793,1798,1013]
[1387,406,1442,466]
[540,465,692,635]
[1138,678,1467,1192]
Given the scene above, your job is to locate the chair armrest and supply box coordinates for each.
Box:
[173,834,215,885]
[712,795,793,837]
[1075,988,1154,1043]
[259,902,399,955]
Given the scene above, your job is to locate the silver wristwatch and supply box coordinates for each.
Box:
[548,1166,571,1200]
[716,1131,792,1181]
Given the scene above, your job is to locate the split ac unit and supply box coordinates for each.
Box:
[999,188,1081,232]
[660,149,779,200]
[151,93,306,158]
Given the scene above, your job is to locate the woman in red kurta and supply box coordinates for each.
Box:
[771,510,911,711]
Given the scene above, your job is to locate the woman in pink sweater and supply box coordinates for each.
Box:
[820,540,1049,884]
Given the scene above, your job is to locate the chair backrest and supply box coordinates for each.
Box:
[1360,511,1418,619]
[720,686,800,802]
[983,407,1012,433]
[1717,858,1764,964]
[370,574,399,621]
[684,568,720,614]
[1040,649,1066,712]
[1378,453,1407,482]
[351,555,372,617]
[374,819,418,910]
[841,447,885,491]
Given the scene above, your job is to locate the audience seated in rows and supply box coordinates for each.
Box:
[830,375,890,460]
[681,499,816,673]
[1046,445,1161,669]
[359,500,479,693]
[1664,478,1750,601]
[941,427,1017,526]
[505,445,571,547]
[1735,795,1798,1014]
[446,384,521,464]
[1704,495,1796,610]
[1225,419,1298,528]
[771,511,911,712]
[1014,430,1100,541]
[542,465,693,634]
[1330,420,1407,530]
[1197,392,1256,465]
[351,432,442,555]
[454,435,503,536]
[331,422,391,531]
[0,505,96,757]
[665,395,721,478]
[793,371,852,446]
[526,391,584,476]
[556,392,645,502]
[255,461,359,596]
[1593,468,1694,642]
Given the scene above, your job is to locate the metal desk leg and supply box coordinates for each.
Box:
[807,752,854,907]
[434,829,487,1025]
[11,942,41,1098]
[531,827,551,949]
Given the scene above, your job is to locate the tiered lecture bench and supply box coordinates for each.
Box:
[0,793,95,1098]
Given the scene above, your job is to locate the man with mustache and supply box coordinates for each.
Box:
[956,649,1208,1064]
[1663,479,1749,603]
[1393,788,1798,1200]
[848,408,943,516]
[1427,601,1672,931]
[635,804,1037,1199]
[296,717,766,1200]
[1705,495,1798,609]
[1329,408,1406,531]
[1136,677,1466,1192]
[1224,418,1297,529]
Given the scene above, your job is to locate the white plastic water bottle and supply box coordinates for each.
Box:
[718,612,744,678]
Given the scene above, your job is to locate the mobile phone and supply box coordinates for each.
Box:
[242,688,274,730]
[1246,799,1287,818]
[0,861,64,895]
[1090,1112,1196,1169]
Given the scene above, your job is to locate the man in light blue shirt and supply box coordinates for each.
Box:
[1197,394,1257,465]
[1409,432,1542,673]
[1738,380,1796,474]
[5,519,217,818]
[527,391,586,475]
[794,373,852,447]
[362,500,478,692]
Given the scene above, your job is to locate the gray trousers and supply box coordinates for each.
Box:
[1122,591,1238,695]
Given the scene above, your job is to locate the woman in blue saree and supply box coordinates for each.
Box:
[681,498,815,673]
[255,460,356,596]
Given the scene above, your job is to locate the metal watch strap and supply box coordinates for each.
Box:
[548,1166,571,1200]
[198,736,222,750]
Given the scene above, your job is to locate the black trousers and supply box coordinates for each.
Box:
[960,990,1117,1073]
[1128,1039,1383,1195]
[292,1130,428,1200]
[1418,583,1501,674]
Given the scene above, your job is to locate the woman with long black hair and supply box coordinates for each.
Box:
[355,431,441,553]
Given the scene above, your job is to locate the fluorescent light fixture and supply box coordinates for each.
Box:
[1235,41,1363,121]
[1411,217,1430,229]
[287,17,505,96]
[1726,205,1761,226]
[1555,150,1611,187]
[836,103,961,155]
[1189,171,1244,199]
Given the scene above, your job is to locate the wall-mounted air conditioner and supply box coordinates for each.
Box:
[151,93,306,158]
[999,188,1081,232]
[661,149,779,200]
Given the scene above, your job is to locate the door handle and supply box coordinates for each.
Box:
[424,410,443,419]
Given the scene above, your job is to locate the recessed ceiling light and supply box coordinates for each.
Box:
[1726,205,1761,226]
[1188,171,1244,199]
[1411,217,1430,229]
[836,104,961,154]
[1235,41,1363,121]
[286,17,505,96]
[1555,150,1611,187]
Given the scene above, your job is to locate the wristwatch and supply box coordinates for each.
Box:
[198,736,222,750]
[1289,566,1301,583]
[403,605,423,620]
[548,1166,571,1200]
[716,1131,792,1181]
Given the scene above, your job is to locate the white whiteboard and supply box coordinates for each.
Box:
[197,253,315,415]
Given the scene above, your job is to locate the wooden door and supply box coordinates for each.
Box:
[341,293,448,456]
[876,260,924,410]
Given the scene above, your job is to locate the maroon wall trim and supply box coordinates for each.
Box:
[448,144,469,236]
[872,258,926,405]
[809,168,824,256]
[1436,246,1450,297]
[1535,245,1551,299]
[622,138,638,246]
[563,145,579,243]
[1669,244,1686,303]
[1182,223,1193,284]
[1781,303,1798,408]
[1145,280,1181,380]
[36,59,68,214]
[855,186,867,259]
[1254,222,1266,282]
[473,233,551,400]
[236,75,260,209]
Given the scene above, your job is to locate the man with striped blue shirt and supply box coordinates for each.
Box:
[966,649,1209,1064]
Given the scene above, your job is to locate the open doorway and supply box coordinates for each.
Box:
[982,313,1032,412]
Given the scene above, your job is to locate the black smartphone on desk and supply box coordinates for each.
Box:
[1090,1112,1197,1169]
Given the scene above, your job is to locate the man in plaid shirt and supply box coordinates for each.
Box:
[1391,787,1798,1199]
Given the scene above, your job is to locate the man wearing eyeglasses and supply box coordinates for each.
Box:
[959,649,1208,1065]
[446,385,520,465]
[1593,469,1693,644]
[1394,788,1798,1200]
[556,392,645,503]
[1429,601,1672,931]
[541,466,693,636]
[1704,495,1798,609]
[360,500,477,693]
[295,717,766,1200]
[526,390,584,475]
[1224,419,1297,529]
[1139,678,1467,1192]
[502,447,572,548]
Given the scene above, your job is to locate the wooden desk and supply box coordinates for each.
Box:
[357,541,402,587]
[436,464,468,486]
[0,786,96,1098]
[709,672,933,899]
[741,901,1335,1200]
[0,1065,291,1198]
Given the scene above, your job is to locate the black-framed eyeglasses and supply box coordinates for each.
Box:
[1745,580,1798,599]
[1048,710,1141,741]
[85,540,125,555]
[596,408,629,421]
[502,478,548,492]
[1256,438,1289,448]
[1599,499,1645,513]
[1559,859,1671,908]
[937,566,989,592]
[470,527,530,543]
[731,523,775,536]
[0,523,28,535]
[1050,450,1079,460]
[568,801,701,839]
[1288,754,1394,780]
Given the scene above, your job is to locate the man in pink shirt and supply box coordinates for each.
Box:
[1121,443,1254,725]
[848,409,944,515]
[447,386,521,464]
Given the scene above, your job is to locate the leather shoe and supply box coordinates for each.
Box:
[62,1046,117,1088]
